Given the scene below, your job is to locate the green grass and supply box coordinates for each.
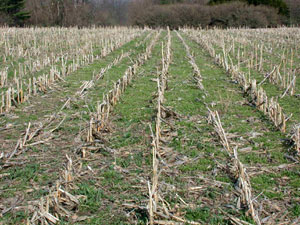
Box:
[8,163,40,181]
[0,211,28,225]
[185,207,230,224]
[74,182,105,213]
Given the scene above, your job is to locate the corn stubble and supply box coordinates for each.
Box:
[1,26,299,225]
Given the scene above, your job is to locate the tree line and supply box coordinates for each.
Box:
[0,0,299,27]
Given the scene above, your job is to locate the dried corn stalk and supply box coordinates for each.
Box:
[147,34,200,225]
[291,124,300,155]
[207,109,261,225]
[29,155,84,224]
[175,31,203,90]
[207,109,231,154]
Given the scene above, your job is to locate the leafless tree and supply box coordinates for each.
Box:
[285,0,300,25]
